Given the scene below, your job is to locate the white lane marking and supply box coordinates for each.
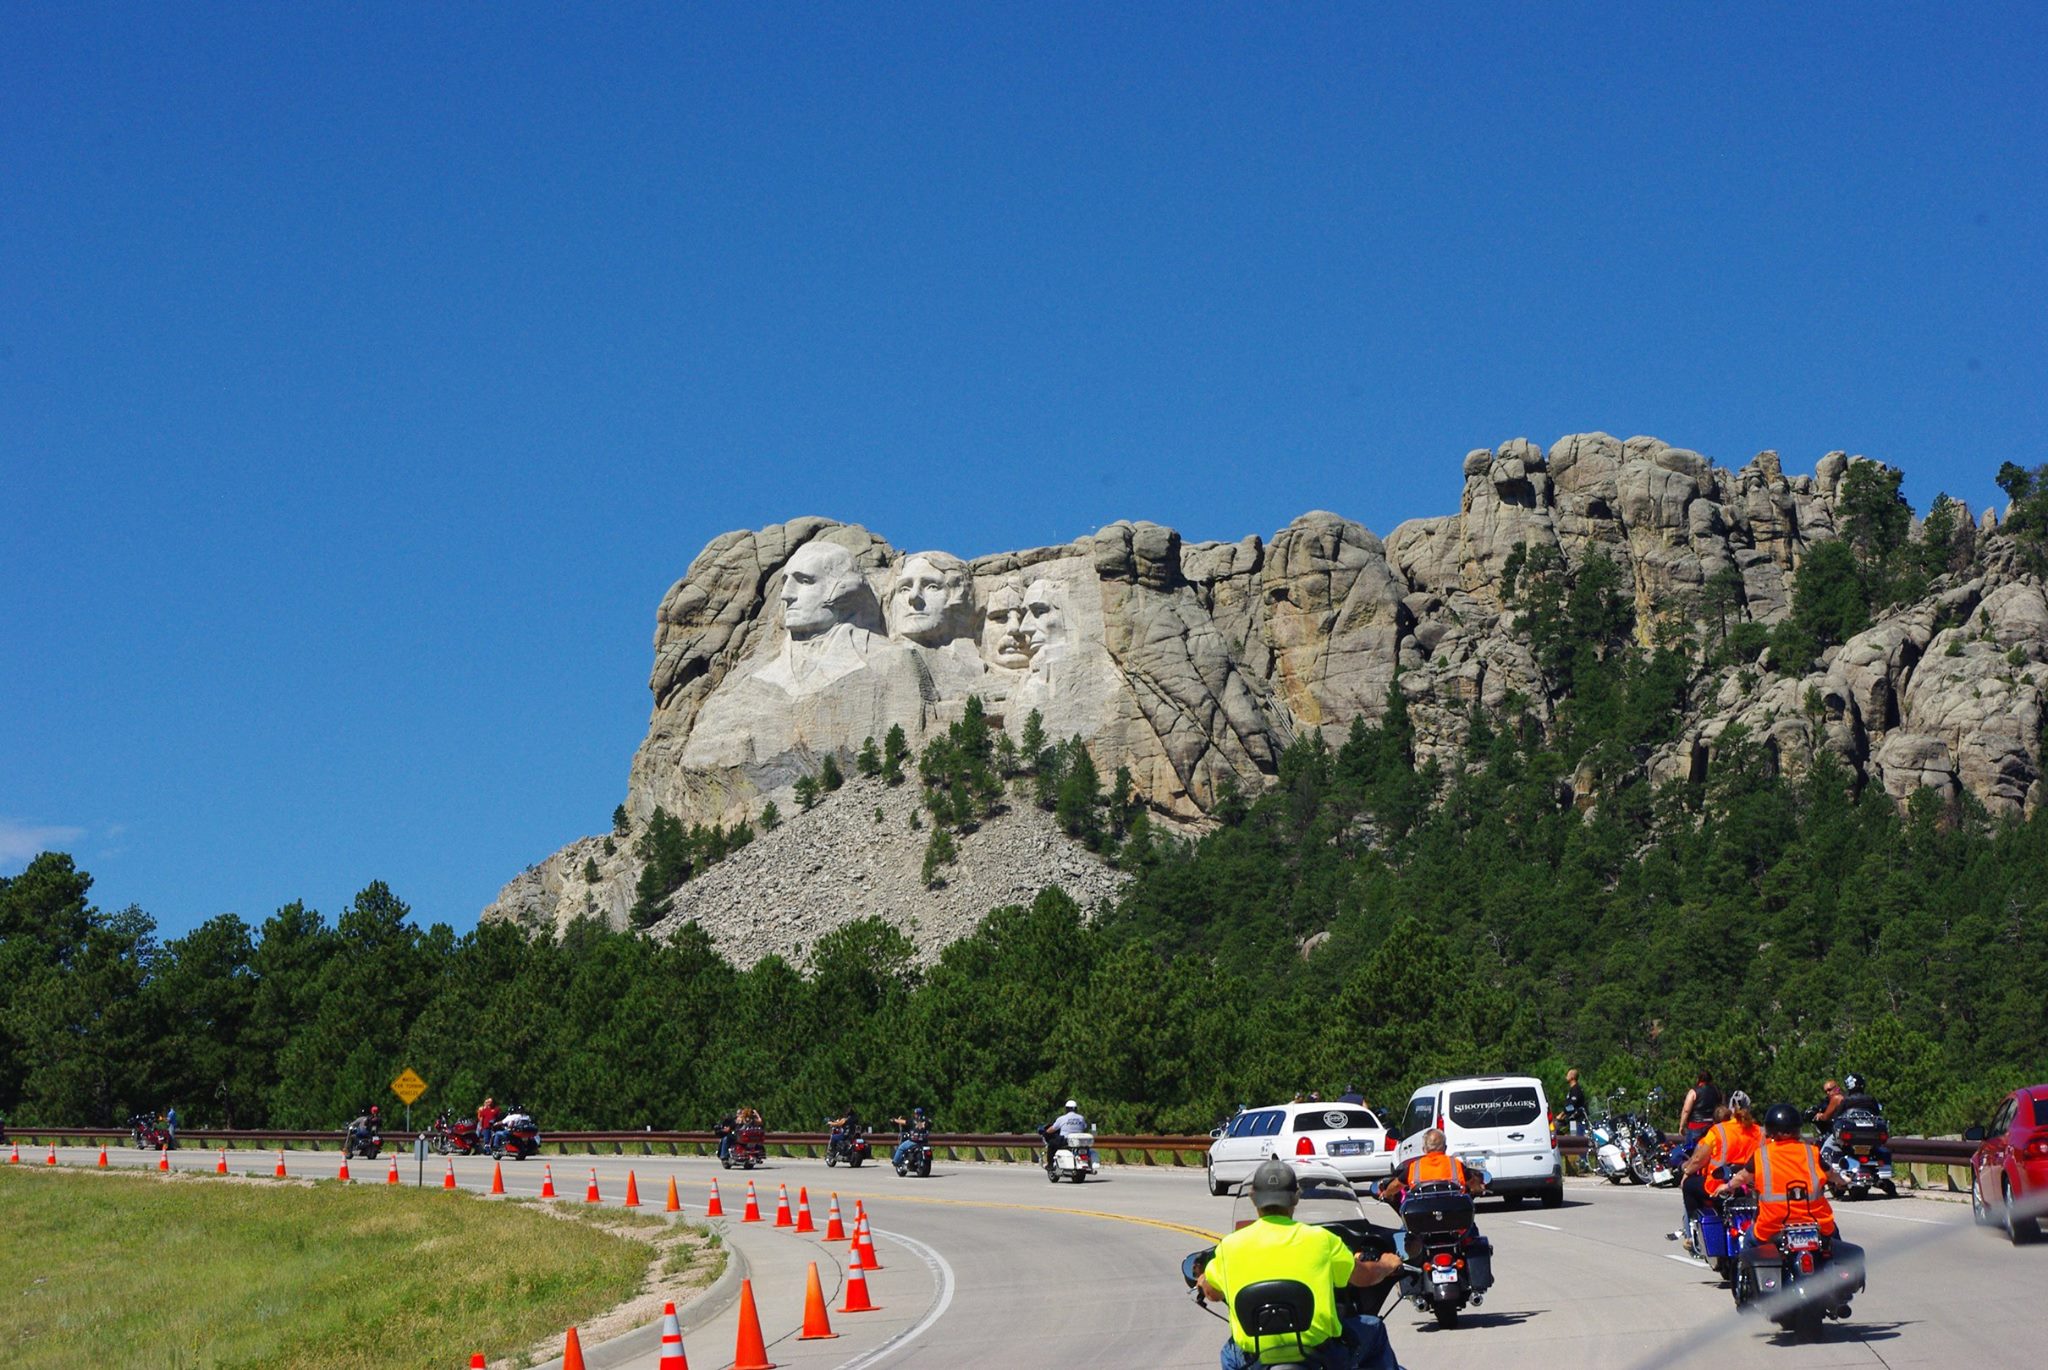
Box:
[1662,1252,1712,1269]
[1516,1220,1561,1230]
[833,1227,956,1370]
[1840,1208,1949,1226]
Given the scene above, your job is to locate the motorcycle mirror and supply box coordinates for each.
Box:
[1963,1124,1986,1142]
[1180,1249,1211,1287]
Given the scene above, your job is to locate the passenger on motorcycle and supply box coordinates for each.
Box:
[890,1108,931,1168]
[1197,1159,1403,1370]
[1733,1104,1864,1279]
[714,1110,738,1164]
[1680,1092,1760,1243]
[1678,1070,1723,1146]
[1810,1079,1844,1129]
[1042,1099,1088,1174]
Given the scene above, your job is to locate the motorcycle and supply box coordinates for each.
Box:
[1044,1129,1099,1183]
[493,1110,541,1161]
[343,1118,384,1161]
[130,1113,172,1151]
[1183,1165,1410,1360]
[1392,1179,1494,1327]
[825,1121,871,1168]
[893,1129,934,1178]
[1583,1089,1658,1184]
[1733,1212,1867,1340]
[425,1111,488,1157]
[722,1122,766,1170]
[1821,1110,1896,1200]
[1681,1184,1759,1286]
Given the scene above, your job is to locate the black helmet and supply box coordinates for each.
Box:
[1764,1103,1802,1137]
[1843,1073,1866,1093]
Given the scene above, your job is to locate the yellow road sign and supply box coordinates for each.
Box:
[390,1068,428,1106]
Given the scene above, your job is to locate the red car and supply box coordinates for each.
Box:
[1968,1085,2048,1245]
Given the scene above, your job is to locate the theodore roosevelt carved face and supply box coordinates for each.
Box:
[888,552,975,646]
[983,576,1068,669]
[780,541,869,640]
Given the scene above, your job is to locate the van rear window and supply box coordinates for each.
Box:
[1446,1087,1542,1128]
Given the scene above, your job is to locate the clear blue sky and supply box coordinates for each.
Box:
[5,4,2043,938]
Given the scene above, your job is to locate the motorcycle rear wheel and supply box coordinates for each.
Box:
[1627,1148,1654,1185]
[826,1152,838,1167]
[1432,1301,1460,1328]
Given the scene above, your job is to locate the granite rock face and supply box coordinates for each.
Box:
[486,433,2048,946]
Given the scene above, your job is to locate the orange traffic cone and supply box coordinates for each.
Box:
[274,1149,287,1179]
[794,1186,815,1233]
[823,1192,847,1241]
[705,1178,723,1216]
[773,1183,793,1227]
[855,1214,881,1270]
[657,1299,689,1370]
[839,1243,878,1313]
[797,1260,838,1339]
[387,1155,400,1186]
[490,1161,505,1196]
[338,1153,352,1182]
[731,1279,776,1370]
[584,1168,602,1204]
[624,1170,641,1208]
[46,1143,57,1165]
[216,1149,228,1175]
[158,1148,170,1172]
[665,1175,680,1213]
[8,1141,18,1164]
[741,1179,761,1223]
[562,1325,587,1370]
[541,1163,557,1199]
[97,1143,108,1168]
[469,1355,485,1369]
[444,1159,457,1190]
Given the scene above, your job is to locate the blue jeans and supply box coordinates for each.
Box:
[893,1137,919,1166]
[1219,1314,1396,1370]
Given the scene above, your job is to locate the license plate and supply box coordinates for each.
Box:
[1431,1267,1459,1285]
[1329,1141,1365,1156]
[1784,1225,1821,1250]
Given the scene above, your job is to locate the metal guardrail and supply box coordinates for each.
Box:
[2,1126,1983,1172]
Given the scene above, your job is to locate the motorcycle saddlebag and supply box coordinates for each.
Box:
[1464,1235,1495,1293]
[1400,1184,1475,1237]
[1698,1207,1732,1259]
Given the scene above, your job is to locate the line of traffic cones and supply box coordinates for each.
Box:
[623,1170,641,1208]
[273,1149,287,1179]
[541,1163,557,1199]
[158,1147,170,1172]
[772,1183,792,1227]
[584,1168,602,1204]
[741,1179,761,1223]
[97,1143,108,1168]
[704,1178,723,1216]
[387,1155,400,1186]
[793,1186,815,1233]
[443,1159,457,1190]
[823,1191,846,1240]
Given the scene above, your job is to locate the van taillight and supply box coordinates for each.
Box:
[1297,1137,1317,1157]
[1384,1135,1397,1151]
[1437,1116,1445,1132]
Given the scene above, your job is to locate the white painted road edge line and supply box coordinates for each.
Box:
[833,1228,956,1370]
[1842,1208,1949,1226]
[1516,1220,1561,1230]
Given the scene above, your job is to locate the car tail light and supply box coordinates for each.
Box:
[2024,1136,2048,1159]
[1297,1137,1317,1157]
[1384,1135,1398,1151]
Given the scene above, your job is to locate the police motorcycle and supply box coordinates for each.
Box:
[1041,1124,1099,1183]
[1183,1164,1414,1357]
[1381,1176,1494,1327]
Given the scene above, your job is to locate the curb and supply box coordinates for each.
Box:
[528,1220,747,1370]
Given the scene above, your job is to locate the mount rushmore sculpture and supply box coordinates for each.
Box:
[484,432,2045,937]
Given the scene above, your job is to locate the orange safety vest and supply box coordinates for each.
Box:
[1702,1119,1762,1196]
[1752,1138,1836,1242]
[1404,1152,1470,1188]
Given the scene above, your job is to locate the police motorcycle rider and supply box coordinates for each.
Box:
[1728,1103,1867,1311]
[1197,1159,1404,1370]
[1041,1098,1088,1175]
[890,1107,932,1170]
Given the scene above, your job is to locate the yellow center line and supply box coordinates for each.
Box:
[806,1188,1222,1242]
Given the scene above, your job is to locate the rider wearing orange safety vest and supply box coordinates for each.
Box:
[1742,1105,1840,1243]
[1382,1129,1486,1207]
[1699,1102,1763,1198]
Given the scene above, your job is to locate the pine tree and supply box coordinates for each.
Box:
[583,858,601,883]
[921,827,957,888]
[856,736,883,777]
[820,753,845,792]
[882,724,910,785]
[794,776,820,811]
[759,801,781,832]
[612,804,631,836]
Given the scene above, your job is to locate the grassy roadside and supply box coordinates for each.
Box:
[0,1167,708,1369]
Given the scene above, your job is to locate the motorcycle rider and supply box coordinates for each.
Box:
[890,1108,932,1169]
[347,1105,382,1154]
[827,1109,863,1159]
[1734,1103,1865,1299]
[1381,1128,1486,1207]
[1678,1092,1760,1250]
[1677,1070,1723,1147]
[714,1109,738,1164]
[1197,1158,1403,1370]
[1042,1098,1088,1175]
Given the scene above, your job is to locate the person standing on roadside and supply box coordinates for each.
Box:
[476,1096,500,1152]
[164,1105,179,1149]
[1561,1070,1589,1172]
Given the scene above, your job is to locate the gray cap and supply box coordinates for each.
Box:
[1249,1159,1299,1209]
[1729,1091,1752,1111]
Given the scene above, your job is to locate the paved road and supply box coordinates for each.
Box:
[34,1146,2044,1367]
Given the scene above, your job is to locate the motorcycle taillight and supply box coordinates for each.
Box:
[1876,1133,1888,1145]
[1798,1253,1814,1274]
[1432,1251,1454,1266]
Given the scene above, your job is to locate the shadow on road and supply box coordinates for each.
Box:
[1763,1319,1911,1347]
[1406,1309,1546,1332]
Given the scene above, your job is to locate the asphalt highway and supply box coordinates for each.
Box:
[34,1146,2043,1368]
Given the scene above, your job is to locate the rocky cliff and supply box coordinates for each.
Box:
[484,432,2044,951]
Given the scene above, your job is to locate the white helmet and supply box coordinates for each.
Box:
[1064,1099,1078,1110]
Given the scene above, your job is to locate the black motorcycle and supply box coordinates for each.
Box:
[492,1110,541,1161]
[825,1120,871,1168]
[893,1128,933,1178]
[1733,1216,1867,1340]
[1393,1180,1494,1327]
[343,1117,383,1161]
[1821,1109,1896,1200]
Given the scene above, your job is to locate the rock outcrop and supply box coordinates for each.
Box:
[485,432,2047,953]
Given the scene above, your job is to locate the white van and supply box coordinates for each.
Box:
[1396,1075,1563,1207]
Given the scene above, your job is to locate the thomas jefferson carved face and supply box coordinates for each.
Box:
[780,542,868,640]
[889,552,974,645]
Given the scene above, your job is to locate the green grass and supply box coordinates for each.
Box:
[0,1168,653,1369]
